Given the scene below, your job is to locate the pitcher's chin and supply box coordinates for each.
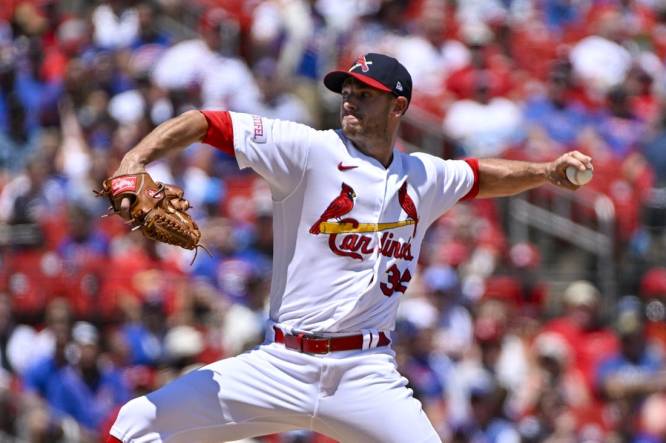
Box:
[341,120,362,138]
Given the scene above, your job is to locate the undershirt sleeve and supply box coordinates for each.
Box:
[199,110,234,156]
[461,158,479,201]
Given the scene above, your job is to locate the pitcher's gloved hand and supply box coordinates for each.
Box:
[95,173,208,261]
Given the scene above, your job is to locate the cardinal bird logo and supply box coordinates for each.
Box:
[398,181,418,237]
[309,183,357,235]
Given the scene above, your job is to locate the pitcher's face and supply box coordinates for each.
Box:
[340,78,394,144]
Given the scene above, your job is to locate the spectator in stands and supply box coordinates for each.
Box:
[21,305,72,443]
[145,146,225,222]
[570,9,632,96]
[0,152,65,226]
[92,0,139,50]
[423,265,473,359]
[516,332,590,434]
[25,298,71,362]
[391,4,468,105]
[596,85,646,158]
[56,203,110,318]
[523,61,594,150]
[446,305,516,424]
[251,0,338,127]
[129,2,170,50]
[163,325,205,376]
[337,0,412,96]
[0,27,45,138]
[251,57,312,125]
[399,323,448,438]
[625,65,660,124]
[634,105,666,242]
[445,21,513,101]
[543,281,619,394]
[121,300,167,367]
[443,72,523,157]
[46,321,129,435]
[596,299,666,441]
[0,293,36,375]
[0,88,41,173]
[191,216,241,288]
[639,108,666,186]
[481,245,547,328]
[151,8,260,112]
[505,242,548,317]
[218,271,268,358]
[451,373,520,443]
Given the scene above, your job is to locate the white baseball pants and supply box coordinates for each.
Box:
[110,342,441,443]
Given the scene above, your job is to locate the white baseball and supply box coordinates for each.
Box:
[565,165,593,186]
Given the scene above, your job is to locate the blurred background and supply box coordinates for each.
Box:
[1,0,666,442]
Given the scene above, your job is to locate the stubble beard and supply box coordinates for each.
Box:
[341,114,390,150]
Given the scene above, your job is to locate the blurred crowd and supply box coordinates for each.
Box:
[2,0,666,442]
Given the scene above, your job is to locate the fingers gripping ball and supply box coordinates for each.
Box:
[95,173,208,260]
[565,166,593,186]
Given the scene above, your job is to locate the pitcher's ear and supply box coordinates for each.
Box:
[393,96,409,116]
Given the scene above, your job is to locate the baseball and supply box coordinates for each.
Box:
[565,165,593,186]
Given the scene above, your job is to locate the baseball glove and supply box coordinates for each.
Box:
[95,173,207,261]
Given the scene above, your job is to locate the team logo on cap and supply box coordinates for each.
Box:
[350,55,372,73]
[396,81,403,91]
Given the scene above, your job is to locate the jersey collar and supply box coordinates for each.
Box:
[335,129,399,171]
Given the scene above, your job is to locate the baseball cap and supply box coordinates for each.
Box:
[324,53,413,103]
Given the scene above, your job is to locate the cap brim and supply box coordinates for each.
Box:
[323,71,392,94]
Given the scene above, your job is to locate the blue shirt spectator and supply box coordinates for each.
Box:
[45,322,130,431]
[48,363,129,430]
[596,86,646,158]
[640,127,666,185]
[122,323,164,367]
[23,355,63,399]
[524,95,592,148]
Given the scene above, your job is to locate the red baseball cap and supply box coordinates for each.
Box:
[324,53,413,103]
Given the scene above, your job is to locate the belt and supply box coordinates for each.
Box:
[273,326,390,354]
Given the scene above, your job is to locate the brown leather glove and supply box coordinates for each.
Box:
[95,173,205,254]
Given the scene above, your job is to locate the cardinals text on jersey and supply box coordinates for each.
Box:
[309,180,419,265]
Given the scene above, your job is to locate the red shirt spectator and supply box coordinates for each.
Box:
[543,281,619,395]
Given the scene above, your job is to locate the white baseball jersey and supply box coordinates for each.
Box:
[111,111,473,443]
[202,111,478,334]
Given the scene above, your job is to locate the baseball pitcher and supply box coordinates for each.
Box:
[103,53,592,443]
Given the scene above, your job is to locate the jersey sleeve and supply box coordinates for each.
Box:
[416,153,478,224]
[201,110,312,200]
